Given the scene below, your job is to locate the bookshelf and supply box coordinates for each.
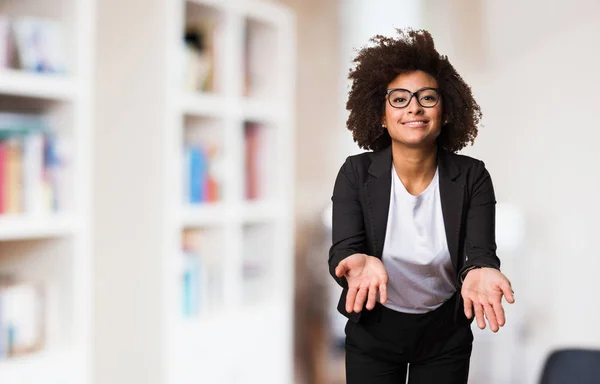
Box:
[94,0,295,383]
[165,1,296,383]
[0,214,76,241]
[0,69,79,100]
[0,0,93,383]
[164,0,295,383]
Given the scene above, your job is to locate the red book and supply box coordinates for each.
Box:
[245,123,259,200]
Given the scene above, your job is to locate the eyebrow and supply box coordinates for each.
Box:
[388,87,438,92]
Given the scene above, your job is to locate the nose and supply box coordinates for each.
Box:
[406,95,424,114]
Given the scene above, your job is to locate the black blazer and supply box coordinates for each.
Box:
[328,145,501,323]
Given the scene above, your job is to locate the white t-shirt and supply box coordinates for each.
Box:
[381,164,456,314]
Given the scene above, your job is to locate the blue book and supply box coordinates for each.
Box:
[182,250,201,316]
[188,147,200,204]
[188,146,208,204]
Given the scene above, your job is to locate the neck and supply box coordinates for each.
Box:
[391,142,438,181]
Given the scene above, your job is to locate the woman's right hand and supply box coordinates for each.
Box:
[335,253,389,313]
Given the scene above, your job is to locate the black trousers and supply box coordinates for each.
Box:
[345,293,473,384]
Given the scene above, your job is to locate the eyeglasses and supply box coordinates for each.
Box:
[386,87,441,109]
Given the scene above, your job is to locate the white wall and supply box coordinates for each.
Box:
[276,0,341,227]
[336,1,600,383]
[338,0,423,162]
[422,1,600,382]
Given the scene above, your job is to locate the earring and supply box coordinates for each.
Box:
[381,124,386,129]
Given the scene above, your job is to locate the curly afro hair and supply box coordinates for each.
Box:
[346,28,482,152]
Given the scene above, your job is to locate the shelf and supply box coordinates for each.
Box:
[0,70,78,101]
[176,306,230,332]
[176,298,280,333]
[242,0,293,25]
[181,203,228,227]
[186,0,227,11]
[180,93,228,117]
[0,214,77,241]
[180,201,284,227]
[180,94,289,121]
[0,348,79,384]
[180,93,288,122]
[242,200,283,223]
[241,99,286,122]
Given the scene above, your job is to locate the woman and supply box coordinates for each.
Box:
[329,29,514,383]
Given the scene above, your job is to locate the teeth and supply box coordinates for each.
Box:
[405,121,426,125]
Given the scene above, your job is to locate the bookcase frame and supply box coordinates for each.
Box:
[163,1,296,382]
[94,0,296,383]
[0,0,94,382]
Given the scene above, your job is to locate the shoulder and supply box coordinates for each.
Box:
[340,147,391,179]
[440,150,495,195]
[334,149,384,189]
[442,150,485,169]
[339,150,375,172]
[343,151,374,166]
[441,150,492,177]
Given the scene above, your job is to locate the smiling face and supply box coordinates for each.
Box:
[382,70,443,150]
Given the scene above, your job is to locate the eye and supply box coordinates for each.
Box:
[419,90,439,102]
[393,97,407,103]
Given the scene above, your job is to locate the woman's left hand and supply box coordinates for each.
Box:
[461,267,515,332]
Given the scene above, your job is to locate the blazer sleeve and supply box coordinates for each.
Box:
[328,156,368,289]
[458,160,501,281]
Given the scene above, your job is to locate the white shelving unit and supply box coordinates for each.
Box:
[0,69,79,100]
[0,0,93,383]
[94,0,295,383]
[0,214,77,241]
[163,1,296,383]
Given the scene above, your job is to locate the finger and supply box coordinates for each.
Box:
[379,282,387,304]
[345,286,358,313]
[501,280,515,303]
[353,286,368,313]
[335,261,348,278]
[474,304,486,329]
[366,283,378,310]
[463,296,473,319]
[492,296,506,327]
[484,302,499,332]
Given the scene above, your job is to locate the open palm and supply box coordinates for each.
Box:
[335,253,389,313]
[461,267,515,332]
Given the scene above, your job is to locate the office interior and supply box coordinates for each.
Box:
[0,0,599,383]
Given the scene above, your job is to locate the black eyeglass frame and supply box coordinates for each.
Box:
[385,87,441,109]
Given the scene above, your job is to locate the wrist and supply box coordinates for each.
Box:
[460,265,482,283]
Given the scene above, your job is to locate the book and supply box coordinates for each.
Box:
[0,280,45,359]
[0,113,63,214]
[11,16,67,73]
[183,142,221,205]
[180,229,223,317]
[244,122,277,200]
[183,18,218,92]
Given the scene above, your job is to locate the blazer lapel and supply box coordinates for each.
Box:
[438,149,464,275]
[365,146,392,259]
[364,147,464,273]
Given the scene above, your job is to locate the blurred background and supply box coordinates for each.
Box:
[0,0,599,383]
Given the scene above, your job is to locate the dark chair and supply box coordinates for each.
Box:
[539,348,600,384]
